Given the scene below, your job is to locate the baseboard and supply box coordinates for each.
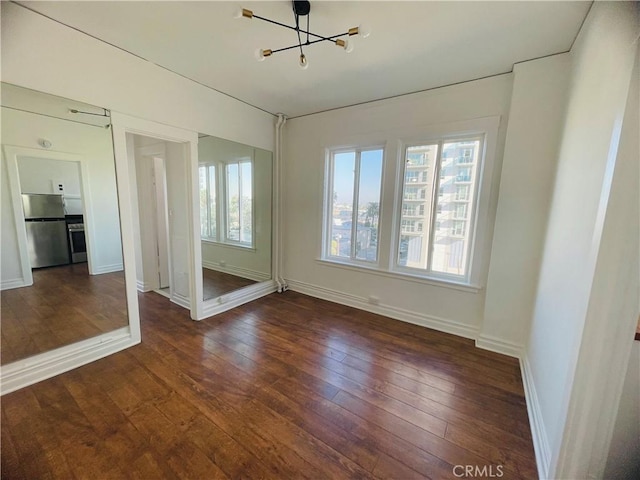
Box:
[202,260,270,283]
[476,334,523,358]
[285,279,478,340]
[92,263,124,275]
[199,280,278,320]
[1,278,28,291]
[171,292,191,310]
[136,279,154,292]
[521,355,551,479]
[0,327,137,395]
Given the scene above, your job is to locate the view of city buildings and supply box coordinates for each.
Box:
[327,141,479,277]
[399,140,480,276]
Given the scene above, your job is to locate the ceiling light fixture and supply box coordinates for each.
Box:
[235,1,370,70]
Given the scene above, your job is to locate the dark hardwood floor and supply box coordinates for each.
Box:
[0,263,127,365]
[203,268,257,301]
[1,291,536,479]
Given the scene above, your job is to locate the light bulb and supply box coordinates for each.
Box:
[232,5,243,18]
[344,40,354,53]
[358,23,371,39]
[299,53,309,70]
[255,48,266,61]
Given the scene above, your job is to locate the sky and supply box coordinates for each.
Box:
[333,149,383,206]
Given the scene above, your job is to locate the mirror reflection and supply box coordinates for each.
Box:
[0,83,128,365]
[198,135,272,301]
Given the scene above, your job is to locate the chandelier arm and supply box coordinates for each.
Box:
[252,14,349,43]
[270,36,340,54]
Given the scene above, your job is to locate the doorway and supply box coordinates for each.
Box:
[128,132,195,312]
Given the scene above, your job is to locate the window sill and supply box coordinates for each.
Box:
[316,258,482,293]
[201,239,256,252]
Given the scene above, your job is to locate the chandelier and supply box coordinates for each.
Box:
[235,1,370,69]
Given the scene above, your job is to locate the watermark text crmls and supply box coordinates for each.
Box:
[453,465,504,478]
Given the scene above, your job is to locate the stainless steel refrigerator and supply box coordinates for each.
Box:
[22,193,70,268]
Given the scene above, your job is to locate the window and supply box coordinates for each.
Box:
[226,161,253,244]
[455,185,470,201]
[199,159,253,247]
[199,165,217,239]
[321,117,495,287]
[325,147,384,262]
[397,138,482,278]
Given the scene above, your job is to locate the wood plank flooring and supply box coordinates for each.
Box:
[0,264,127,365]
[1,291,536,479]
[203,268,257,301]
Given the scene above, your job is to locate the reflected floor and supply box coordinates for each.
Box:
[0,263,127,365]
[203,268,257,301]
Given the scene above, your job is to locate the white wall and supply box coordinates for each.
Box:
[479,54,570,355]
[199,136,272,283]
[524,2,640,477]
[282,75,512,337]
[1,107,123,286]
[0,2,274,152]
[605,342,640,479]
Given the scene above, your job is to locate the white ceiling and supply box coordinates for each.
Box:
[19,1,591,118]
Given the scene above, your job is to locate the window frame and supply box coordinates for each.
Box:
[392,134,486,284]
[318,116,500,291]
[199,156,255,249]
[322,145,385,266]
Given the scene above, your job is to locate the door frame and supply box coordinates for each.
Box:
[3,146,93,285]
[111,112,201,320]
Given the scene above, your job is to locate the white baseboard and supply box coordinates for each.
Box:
[284,279,478,340]
[0,327,137,395]
[202,260,270,283]
[136,279,153,292]
[1,277,28,291]
[521,355,550,479]
[92,263,124,275]
[171,292,191,310]
[476,334,523,358]
[199,280,277,320]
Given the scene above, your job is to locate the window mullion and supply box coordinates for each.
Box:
[238,163,244,243]
[206,166,211,238]
[351,150,361,260]
[427,141,444,272]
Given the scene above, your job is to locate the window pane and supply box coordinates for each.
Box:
[398,144,437,269]
[226,163,240,241]
[330,152,355,258]
[208,166,216,239]
[199,166,209,237]
[240,161,253,244]
[431,139,480,276]
[355,149,383,261]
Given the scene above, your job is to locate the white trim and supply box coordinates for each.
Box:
[199,280,278,319]
[202,261,270,283]
[316,258,481,293]
[285,278,478,340]
[475,334,523,358]
[521,354,551,480]
[171,291,191,310]
[136,279,153,292]
[1,327,136,395]
[110,111,201,321]
[91,263,124,275]
[0,278,28,290]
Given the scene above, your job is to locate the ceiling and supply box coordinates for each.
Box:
[18,1,592,118]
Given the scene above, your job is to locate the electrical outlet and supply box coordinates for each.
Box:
[52,180,65,193]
